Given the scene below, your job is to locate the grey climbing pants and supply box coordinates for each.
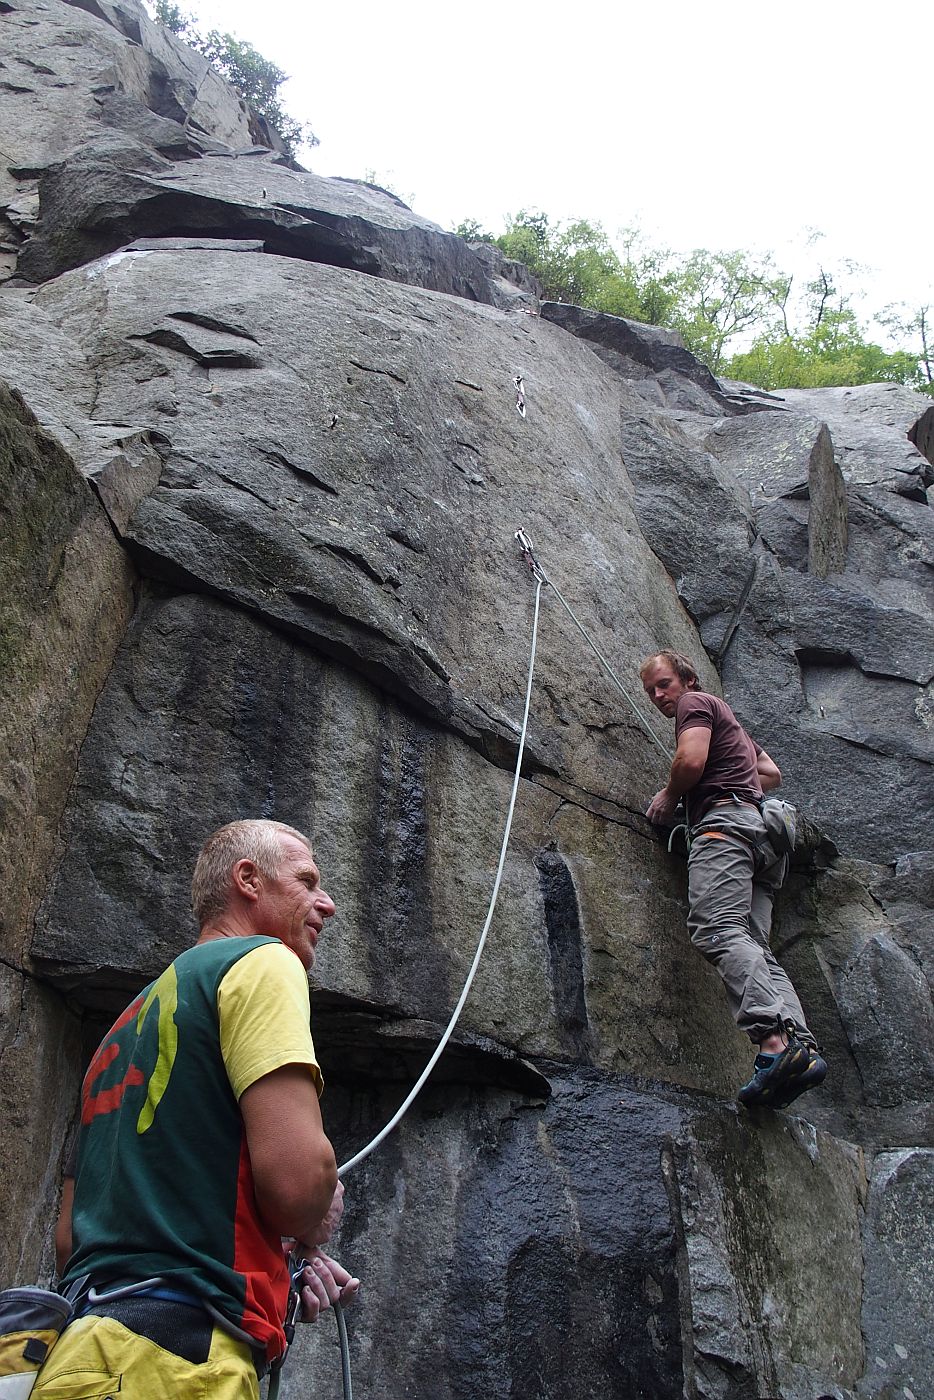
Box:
[686,803,814,1046]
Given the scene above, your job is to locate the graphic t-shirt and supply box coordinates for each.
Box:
[63,936,322,1360]
[675,691,763,821]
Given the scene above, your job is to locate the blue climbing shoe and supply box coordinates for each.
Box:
[772,1046,827,1109]
[737,1036,811,1108]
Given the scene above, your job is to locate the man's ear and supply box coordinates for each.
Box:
[232,858,263,903]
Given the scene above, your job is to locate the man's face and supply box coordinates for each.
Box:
[254,835,336,970]
[642,658,691,718]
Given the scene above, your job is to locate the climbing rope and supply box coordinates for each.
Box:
[514,530,671,763]
[337,569,544,1176]
[294,533,671,1400]
[279,563,544,1400]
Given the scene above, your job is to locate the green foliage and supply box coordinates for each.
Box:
[668,249,789,370]
[490,211,679,324]
[878,303,934,395]
[455,209,930,394]
[153,0,190,35]
[197,30,315,151]
[724,281,933,392]
[150,1,315,154]
[453,218,496,244]
[725,333,926,391]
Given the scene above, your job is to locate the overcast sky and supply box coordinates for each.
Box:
[186,0,931,332]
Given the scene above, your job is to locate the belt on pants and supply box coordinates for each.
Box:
[83,1293,269,1379]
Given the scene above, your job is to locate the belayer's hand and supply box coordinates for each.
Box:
[295,1249,360,1322]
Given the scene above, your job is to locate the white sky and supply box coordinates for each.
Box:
[187,0,932,332]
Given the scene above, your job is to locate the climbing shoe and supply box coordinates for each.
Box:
[737,1036,811,1108]
[771,1046,827,1110]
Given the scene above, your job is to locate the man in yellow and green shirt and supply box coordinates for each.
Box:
[42,818,358,1399]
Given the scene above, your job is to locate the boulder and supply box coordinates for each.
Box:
[542,301,725,397]
[17,141,497,298]
[10,246,695,797]
[668,1109,864,1400]
[766,856,934,1150]
[32,587,759,1103]
[702,412,848,577]
[860,1150,934,1399]
[770,384,933,501]
[612,385,933,863]
[0,380,134,1285]
[466,239,543,311]
[0,0,256,281]
[280,1075,865,1400]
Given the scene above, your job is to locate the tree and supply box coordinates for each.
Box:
[668,249,787,370]
[453,209,929,394]
[150,1,316,155]
[878,304,934,396]
[153,0,188,32]
[486,211,679,324]
[453,218,496,244]
[724,268,931,391]
[724,331,924,391]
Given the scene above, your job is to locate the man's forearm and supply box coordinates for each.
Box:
[665,752,704,801]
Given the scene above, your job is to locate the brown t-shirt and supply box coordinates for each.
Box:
[675,691,763,821]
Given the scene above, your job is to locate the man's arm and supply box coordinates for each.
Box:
[239,1063,338,1243]
[757,748,782,792]
[241,1065,359,1321]
[55,1175,74,1276]
[288,1181,361,1320]
[646,725,711,825]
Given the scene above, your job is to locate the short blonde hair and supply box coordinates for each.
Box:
[191,819,310,927]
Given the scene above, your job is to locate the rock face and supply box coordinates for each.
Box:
[2,2,932,1396]
[0,382,134,1283]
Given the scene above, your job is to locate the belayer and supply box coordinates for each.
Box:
[640,650,827,1109]
[35,818,359,1398]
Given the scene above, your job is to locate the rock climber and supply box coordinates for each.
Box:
[38,818,359,1399]
[640,650,827,1108]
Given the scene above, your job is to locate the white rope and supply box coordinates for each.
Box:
[337,574,544,1176]
[515,533,671,763]
[319,535,669,1399]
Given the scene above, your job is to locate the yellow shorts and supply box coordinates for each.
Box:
[31,1313,260,1399]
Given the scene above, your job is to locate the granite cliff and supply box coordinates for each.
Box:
[2,3,933,1396]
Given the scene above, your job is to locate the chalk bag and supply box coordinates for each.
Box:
[759,796,797,855]
[0,1288,73,1398]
